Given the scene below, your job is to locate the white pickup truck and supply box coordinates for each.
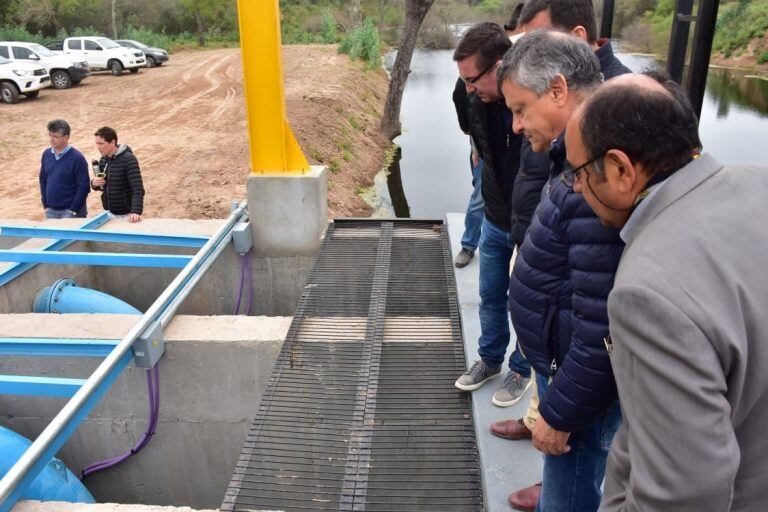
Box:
[0,41,89,89]
[62,36,144,76]
[0,55,50,103]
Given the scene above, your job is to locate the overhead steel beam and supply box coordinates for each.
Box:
[0,375,87,398]
[0,250,191,268]
[0,338,120,357]
[0,226,208,248]
[0,212,110,287]
[666,0,695,84]
[600,0,616,39]
[686,0,720,117]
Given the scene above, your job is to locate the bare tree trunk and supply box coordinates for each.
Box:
[195,2,206,47]
[380,0,434,140]
[111,0,118,39]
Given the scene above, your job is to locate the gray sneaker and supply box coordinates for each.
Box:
[492,372,532,407]
[455,360,501,391]
[454,248,474,268]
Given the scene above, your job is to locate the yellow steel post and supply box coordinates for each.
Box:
[237,0,309,174]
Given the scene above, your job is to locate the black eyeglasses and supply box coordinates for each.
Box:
[561,153,604,187]
[461,61,496,85]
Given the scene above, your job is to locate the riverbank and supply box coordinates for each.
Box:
[0,45,390,220]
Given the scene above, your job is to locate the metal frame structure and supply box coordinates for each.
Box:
[0,213,110,287]
[600,0,721,118]
[0,203,249,511]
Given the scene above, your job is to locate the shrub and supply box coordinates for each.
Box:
[759,50,768,65]
[121,26,173,50]
[338,18,381,69]
[320,10,338,44]
[0,25,45,44]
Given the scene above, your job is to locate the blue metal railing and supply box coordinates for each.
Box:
[0,226,209,248]
[0,213,110,287]
[0,203,249,510]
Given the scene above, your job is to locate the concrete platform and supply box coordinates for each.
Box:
[446,212,542,512]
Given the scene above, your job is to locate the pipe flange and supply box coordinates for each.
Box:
[44,278,76,314]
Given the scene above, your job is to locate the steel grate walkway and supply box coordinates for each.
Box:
[222,219,483,512]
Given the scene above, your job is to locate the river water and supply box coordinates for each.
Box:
[382,48,768,219]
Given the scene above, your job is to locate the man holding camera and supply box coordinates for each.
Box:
[90,126,145,223]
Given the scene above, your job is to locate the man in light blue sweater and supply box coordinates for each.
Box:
[39,119,90,219]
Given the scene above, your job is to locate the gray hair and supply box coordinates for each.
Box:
[47,119,71,137]
[497,30,602,96]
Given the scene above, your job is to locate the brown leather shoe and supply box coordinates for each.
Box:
[508,482,542,511]
[490,418,532,440]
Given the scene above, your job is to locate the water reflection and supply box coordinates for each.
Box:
[707,69,768,118]
[387,48,768,219]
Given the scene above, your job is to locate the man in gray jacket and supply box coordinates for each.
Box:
[566,72,768,511]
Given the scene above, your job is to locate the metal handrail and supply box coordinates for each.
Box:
[0,202,248,509]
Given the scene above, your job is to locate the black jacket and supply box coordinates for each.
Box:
[91,145,145,215]
[508,40,631,244]
[467,93,521,231]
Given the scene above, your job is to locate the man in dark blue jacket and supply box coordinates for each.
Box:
[39,119,89,219]
[498,31,625,512]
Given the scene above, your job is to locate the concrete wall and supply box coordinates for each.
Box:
[0,314,290,509]
[0,218,315,316]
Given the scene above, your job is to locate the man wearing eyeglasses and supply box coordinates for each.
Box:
[499,31,625,512]
[451,22,534,410]
[39,119,90,219]
[568,72,768,512]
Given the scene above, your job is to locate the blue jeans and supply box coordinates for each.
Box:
[45,205,87,219]
[478,217,530,377]
[460,155,484,251]
[535,373,622,512]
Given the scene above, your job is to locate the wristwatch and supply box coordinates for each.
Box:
[67,210,77,216]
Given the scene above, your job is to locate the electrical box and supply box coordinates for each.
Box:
[232,221,253,254]
[133,320,165,368]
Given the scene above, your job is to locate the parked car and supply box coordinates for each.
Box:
[0,41,89,89]
[0,55,50,103]
[61,36,144,76]
[115,39,169,68]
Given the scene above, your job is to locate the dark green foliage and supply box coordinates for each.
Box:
[338,19,381,69]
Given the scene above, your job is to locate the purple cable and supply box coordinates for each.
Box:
[82,366,160,477]
[234,253,247,315]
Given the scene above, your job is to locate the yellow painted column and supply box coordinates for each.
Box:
[237,0,309,174]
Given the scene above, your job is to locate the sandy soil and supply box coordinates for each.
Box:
[0,45,390,220]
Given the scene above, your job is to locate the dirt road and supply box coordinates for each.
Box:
[0,46,389,220]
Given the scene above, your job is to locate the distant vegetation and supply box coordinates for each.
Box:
[618,0,768,66]
[0,0,239,51]
[3,0,763,66]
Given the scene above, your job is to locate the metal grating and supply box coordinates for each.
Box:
[222,219,482,512]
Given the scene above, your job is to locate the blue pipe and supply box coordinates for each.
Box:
[33,279,141,315]
[0,426,94,504]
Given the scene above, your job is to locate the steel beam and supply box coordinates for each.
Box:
[237,0,309,173]
[0,250,191,268]
[0,226,208,248]
[0,338,120,357]
[600,0,616,39]
[0,212,110,287]
[686,0,720,117]
[666,0,695,84]
[0,375,87,398]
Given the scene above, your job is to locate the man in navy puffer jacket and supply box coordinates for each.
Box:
[499,31,626,512]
